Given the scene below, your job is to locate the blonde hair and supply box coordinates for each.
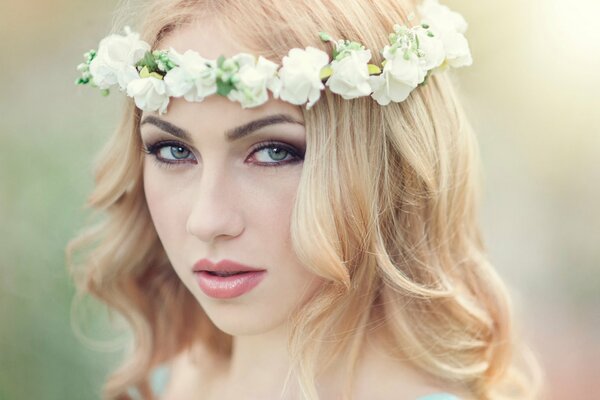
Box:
[67,0,544,399]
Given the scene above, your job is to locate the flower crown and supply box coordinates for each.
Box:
[75,0,471,114]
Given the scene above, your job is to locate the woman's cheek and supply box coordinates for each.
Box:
[144,169,186,248]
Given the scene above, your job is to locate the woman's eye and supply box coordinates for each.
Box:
[143,140,303,168]
[250,142,303,166]
[158,145,192,161]
[253,146,290,163]
[144,141,196,165]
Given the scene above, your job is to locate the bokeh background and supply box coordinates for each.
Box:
[1,0,598,399]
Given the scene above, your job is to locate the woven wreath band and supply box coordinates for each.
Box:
[75,0,472,114]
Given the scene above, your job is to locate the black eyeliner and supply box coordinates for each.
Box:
[142,139,304,168]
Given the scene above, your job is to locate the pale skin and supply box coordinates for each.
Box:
[140,18,470,400]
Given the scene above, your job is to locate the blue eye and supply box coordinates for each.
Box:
[252,145,292,163]
[248,141,304,167]
[143,141,196,165]
[159,144,192,160]
[143,140,304,168]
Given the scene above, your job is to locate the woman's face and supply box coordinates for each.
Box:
[140,20,325,336]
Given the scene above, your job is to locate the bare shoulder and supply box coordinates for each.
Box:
[353,361,466,400]
[354,358,473,400]
[161,342,222,400]
[351,338,473,400]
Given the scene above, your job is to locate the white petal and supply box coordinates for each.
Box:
[369,75,392,106]
[164,67,193,97]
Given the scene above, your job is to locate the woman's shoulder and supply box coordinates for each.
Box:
[150,356,196,399]
[150,364,466,400]
[150,365,465,400]
[151,343,220,399]
[150,342,470,400]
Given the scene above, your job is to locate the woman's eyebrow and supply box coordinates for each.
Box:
[140,113,304,142]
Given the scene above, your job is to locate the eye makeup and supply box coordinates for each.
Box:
[141,138,305,169]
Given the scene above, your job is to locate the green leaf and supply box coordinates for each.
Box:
[319,65,333,80]
[138,66,164,79]
[216,79,234,96]
[319,32,332,42]
[217,55,226,68]
[367,64,381,75]
[135,51,158,72]
[146,52,158,69]
[139,66,151,78]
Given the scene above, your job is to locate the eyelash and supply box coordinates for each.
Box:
[142,140,304,169]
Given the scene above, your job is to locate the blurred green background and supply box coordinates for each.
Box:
[0,0,598,399]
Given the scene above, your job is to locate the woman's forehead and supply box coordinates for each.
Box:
[156,18,246,61]
[140,95,305,147]
[141,91,304,125]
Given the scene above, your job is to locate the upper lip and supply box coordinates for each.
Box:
[192,258,266,273]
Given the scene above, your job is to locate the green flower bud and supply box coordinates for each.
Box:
[319,32,332,42]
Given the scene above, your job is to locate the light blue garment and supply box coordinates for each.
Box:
[149,364,461,399]
[126,364,172,399]
[151,364,171,396]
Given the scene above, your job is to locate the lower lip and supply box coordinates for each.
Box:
[194,271,267,299]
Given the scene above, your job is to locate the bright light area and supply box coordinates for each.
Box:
[533,0,600,63]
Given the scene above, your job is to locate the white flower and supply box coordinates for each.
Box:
[418,0,468,33]
[126,76,170,114]
[418,0,472,68]
[369,45,426,106]
[227,54,281,108]
[414,26,446,71]
[389,45,425,84]
[278,47,330,109]
[163,47,218,102]
[437,30,472,68]
[89,26,150,90]
[369,71,413,106]
[326,49,373,100]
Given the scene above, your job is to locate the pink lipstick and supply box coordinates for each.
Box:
[192,259,267,299]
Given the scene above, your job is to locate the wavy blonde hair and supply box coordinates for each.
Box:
[67,0,544,399]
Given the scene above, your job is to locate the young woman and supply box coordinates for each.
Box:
[68,0,543,399]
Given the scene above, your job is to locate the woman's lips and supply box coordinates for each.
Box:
[192,258,267,298]
[194,270,267,299]
[192,258,266,274]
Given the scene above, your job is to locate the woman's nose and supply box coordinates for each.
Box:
[185,170,244,243]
